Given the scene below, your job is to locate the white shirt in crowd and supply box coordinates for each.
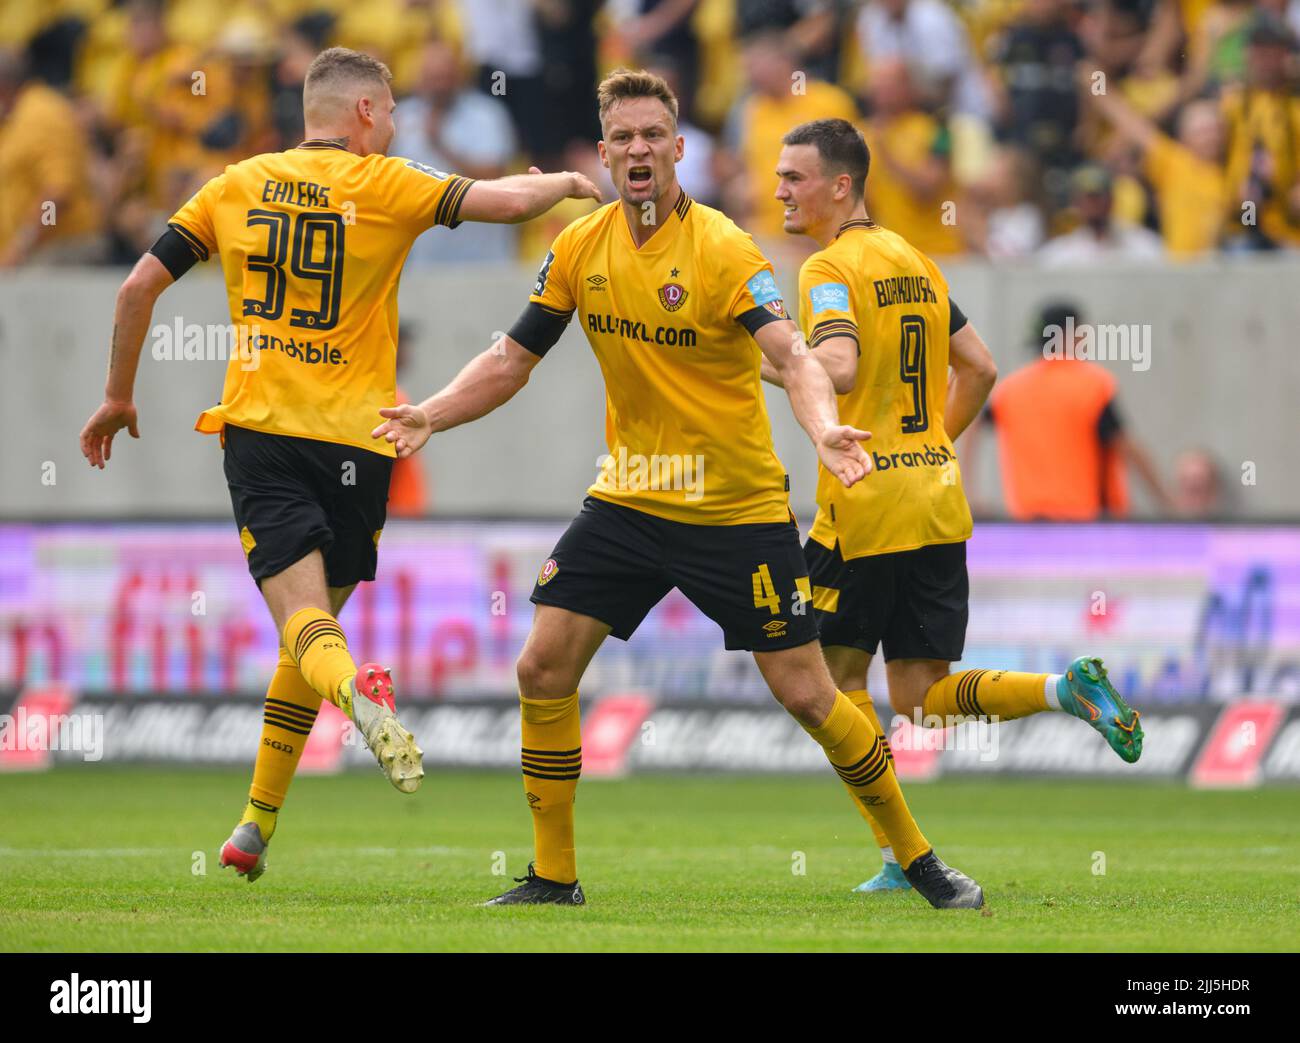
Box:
[1037,223,1166,267]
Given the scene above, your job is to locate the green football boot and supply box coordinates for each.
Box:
[1057,657,1143,764]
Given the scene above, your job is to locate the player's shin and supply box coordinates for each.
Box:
[282,606,359,714]
[840,689,893,854]
[520,691,582,885]
[803,690,931,869]
[922,669,1051,723]
[241,647,321,841]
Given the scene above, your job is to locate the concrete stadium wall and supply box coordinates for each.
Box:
[1,257,1297,520]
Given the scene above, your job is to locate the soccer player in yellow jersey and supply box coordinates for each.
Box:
[374,70,984,909]
[77,47,600,882]
[771,119,1145,892]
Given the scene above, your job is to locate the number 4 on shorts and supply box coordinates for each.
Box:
[752,563,780,615]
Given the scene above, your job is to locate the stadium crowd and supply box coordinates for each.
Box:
[4,0,1300,270]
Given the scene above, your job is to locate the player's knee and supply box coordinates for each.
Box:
[889,687,924,717]
[515,648,575,699]
[771,686,826,728]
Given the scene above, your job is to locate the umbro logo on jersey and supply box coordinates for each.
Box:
[658,282,688,311]
[586,274,608,289]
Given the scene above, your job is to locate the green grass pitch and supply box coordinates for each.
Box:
[1,766,1296,952]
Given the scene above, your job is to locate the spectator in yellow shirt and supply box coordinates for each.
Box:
[0,50,102,266]
[858,58,964,256]
[1219,14,1300,248]
[1086,77,1228,257]
[720,30,858,239]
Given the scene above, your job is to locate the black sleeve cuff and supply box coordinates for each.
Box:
[949,296,969,336]
[809,318,860,353]
[508,300,572,358]
[437,176,475,228]
[149,224,207,278]
[736,304,786,336]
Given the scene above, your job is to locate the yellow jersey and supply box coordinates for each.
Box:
[1144,133,1226,257]
[167,140,473,456]
[528,191,792,525]
[1220,86,1300,246]
[801,219,973,558]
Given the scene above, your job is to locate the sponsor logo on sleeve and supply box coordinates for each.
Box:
[810,282,850,314]
[405,160,450,180]
[746,270,781,306]
[533,250,555,297]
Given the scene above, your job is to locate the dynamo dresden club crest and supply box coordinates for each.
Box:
[537,558,559,586]
[657,282,688,312]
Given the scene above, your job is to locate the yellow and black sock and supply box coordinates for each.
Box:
[282,607,358,716]
[520,691,582,885]
[841,689,892,855]
[804,690,930,868]
[923,669,1052,723]
[240,647,321,841]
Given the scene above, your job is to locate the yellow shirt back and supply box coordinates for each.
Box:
[530,192,791,525]
[168,140,473,456]
[801,220,973,558]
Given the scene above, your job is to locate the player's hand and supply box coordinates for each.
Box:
[529,166,602,203]
[79,399,139,469]
[818,424,872,489]
[372,403,433,458]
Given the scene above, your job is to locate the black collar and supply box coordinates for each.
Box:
[673,187,693,221]
[835,217,877,239]
[296,138,350,152]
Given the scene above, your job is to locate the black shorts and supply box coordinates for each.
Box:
[805,537,968,662]
[531,496,819,652]
[222,424,393,588]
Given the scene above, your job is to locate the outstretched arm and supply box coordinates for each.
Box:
[79,252,174,468]
[761,334,857,394]
[1080,64,1157,152]
[371,335,540,457]
[1113,431,1175,513]
[755,319,871,488]
[457,167,601,224]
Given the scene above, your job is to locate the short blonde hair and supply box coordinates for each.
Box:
[597,68,678,130]
[304,47,392,121]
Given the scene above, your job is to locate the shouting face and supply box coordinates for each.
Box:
[598,96,683,208]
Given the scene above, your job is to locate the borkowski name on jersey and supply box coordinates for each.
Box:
[800,220,973,558]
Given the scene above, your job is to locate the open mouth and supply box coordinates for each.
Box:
[627,166,653,188]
